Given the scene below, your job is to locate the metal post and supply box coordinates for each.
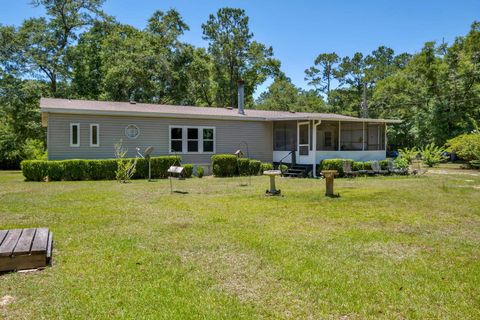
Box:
[148,158,152,181]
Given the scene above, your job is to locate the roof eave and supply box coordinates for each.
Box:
[40,107,268,122]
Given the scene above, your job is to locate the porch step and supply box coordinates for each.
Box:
[283,166,308,178]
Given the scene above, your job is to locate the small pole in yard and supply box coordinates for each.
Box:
[321,170,339,197]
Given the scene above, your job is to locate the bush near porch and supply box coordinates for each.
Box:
[319,159,390,176]
[211,154,267,177]
[21,156,181,181]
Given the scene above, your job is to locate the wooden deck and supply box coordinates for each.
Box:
[0,228,53,272]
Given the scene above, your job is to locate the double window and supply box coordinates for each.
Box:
[169,126,215,153]
[70,123,100,147]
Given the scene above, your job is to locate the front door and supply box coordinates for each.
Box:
[297,122,310,160]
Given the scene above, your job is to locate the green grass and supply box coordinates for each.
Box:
[1,169,480,319]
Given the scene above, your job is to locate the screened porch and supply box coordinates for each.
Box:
[272,120,388,168]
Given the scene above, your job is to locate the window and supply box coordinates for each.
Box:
[125,124,140,139]
[170,127,183,152]
[273,121,297,151]
[203,128,214,152]
[90,124,99,147]
[187,128,199,152]
[170,126,215,153]
[70,123,80,147]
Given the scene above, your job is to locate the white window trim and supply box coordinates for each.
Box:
[168,125,216,154]
[125,124,140,139]
[90,124,100,147]
[70,123,80,147]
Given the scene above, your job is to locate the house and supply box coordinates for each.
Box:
[40,86,400,176]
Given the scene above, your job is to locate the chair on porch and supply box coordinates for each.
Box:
[342,160,359,178]
[371,161,388,175]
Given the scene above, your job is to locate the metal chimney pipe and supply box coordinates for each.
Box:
[237,80,245,115]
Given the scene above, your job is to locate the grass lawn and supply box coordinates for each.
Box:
[1,168,479,319]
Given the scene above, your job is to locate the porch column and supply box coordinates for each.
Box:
[362,121,365,151]
[312,120,321,178]
[384,123,387,151]
[338,121,341,151]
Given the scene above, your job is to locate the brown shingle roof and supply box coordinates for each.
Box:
[40,98,401,123]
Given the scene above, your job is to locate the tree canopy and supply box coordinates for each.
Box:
[0,1,479,167]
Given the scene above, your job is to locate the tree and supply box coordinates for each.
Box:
[304,52,339,98]
[202,8,279,107]
[9,0,105,95]
[256,75,326,112]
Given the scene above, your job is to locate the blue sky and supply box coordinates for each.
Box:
[2,0,479,97]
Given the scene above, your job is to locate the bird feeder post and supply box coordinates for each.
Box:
[321,170,339,197]
[263,170,282,196]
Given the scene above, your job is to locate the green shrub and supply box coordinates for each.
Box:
[398,147,419,164]
[279,164,288,172]
[21,160,49,181]
[22,139,47,160]
[183,164,193,178]
[320,159,353,175]
[421,143,447,167]
[150,156,181,179]
[237,158,251,176]
[47,161,64,181]
[87,160,117,180]
[21,156,181,182]
[196,166,204,178]
[261,163,273,173]
[446,132,480,161]
[470,160,480,169]
[63,160,89,181]
[379,160,389,170]
[249,160,262,175]
[211,154,238,177]
[394,157,409,170]
[353,161,365,171]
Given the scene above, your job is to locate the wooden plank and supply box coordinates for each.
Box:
[13,228,36,255]
[0,255,46,272]
[0,230,8,247]
[0,229,22,257]
[31,228,49,254]
[46,232,53,266]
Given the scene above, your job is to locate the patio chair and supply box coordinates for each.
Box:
[342,160,359,178]
[371,161,388,175]
[387,159,407,175]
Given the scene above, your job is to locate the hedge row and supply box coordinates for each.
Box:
[21,156,182,181]
[211,154,271,177]
[319,158,389,176]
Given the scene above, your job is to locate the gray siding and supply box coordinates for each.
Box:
[47,113,273,164]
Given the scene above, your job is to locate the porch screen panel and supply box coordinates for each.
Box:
[367,124,385,150]
[316,121,339,151]
[340,122,363,151]
[273,121,297,151]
